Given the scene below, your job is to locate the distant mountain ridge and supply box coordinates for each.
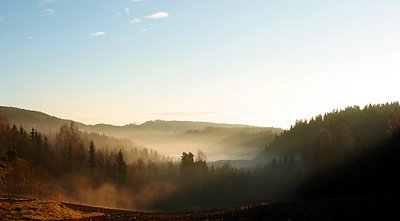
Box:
[0,106,275,132]
[0,106,282,159]
[0,106,85,133]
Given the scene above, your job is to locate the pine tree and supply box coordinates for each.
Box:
[116,149,127,183]
[88,140,96,168]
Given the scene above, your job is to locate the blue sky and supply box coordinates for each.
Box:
[0,0,399,128]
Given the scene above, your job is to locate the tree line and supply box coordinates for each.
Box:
[1,114,264,209]
[1,102,400,209]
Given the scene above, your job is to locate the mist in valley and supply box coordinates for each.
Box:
[1,1,400,219]
[0,107,281,163]
[0,108,285,210]
[1,103,400,212]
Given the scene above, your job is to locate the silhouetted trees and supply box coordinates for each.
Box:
[115,149,127,183]
[1,102,400,210]
[180,152,194,170]
[0,117,165,197]
[88,140,96,168]
[259,102,400,166]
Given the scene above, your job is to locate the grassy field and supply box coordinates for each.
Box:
[2,195,400,220]
[0,196,103,220]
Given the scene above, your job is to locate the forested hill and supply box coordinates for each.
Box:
[256,102,400,163]
[0,106,282,157]
[0,106,279,134]
[251,102,400,200]
[0,106,83,133]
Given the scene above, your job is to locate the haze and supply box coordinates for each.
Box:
[2,1,400,217]
[0,0,398,128]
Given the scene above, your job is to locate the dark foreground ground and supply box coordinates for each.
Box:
[2,196,400,220]
[67,197,400,221]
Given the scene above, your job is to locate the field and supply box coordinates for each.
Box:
[2,195,400,221]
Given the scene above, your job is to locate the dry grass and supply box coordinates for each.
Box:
[0,197,103,220]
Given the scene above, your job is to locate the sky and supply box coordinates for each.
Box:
[0,0,399,128]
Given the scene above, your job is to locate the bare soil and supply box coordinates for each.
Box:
[2,195,400,220]
[66,197,400,221]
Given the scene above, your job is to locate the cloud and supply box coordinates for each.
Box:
[39,0,58,7]
[140,28,148,32]
[145,12,169,19]
[130,18,141,24]
[89,32,107,37]
[131,0,141,2]
[41,8,54,16]
[117,7,130,16]
[25,36,33,39]
[125,7,130,16]
[41,0,59,3]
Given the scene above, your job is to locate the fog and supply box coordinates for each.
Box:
[2,103,400,211]
[78,122,281,162]
[0,117,299,211]
[63,174,176,210]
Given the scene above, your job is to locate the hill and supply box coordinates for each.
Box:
[0,106,83,134]
[256,102,400,162]
[0,106,277,133]
[0,106,282,159]
[2,102,400,212]
[254,102,400,199]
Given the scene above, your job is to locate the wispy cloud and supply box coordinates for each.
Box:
[125,7,130,16]
[130,18,141,24]
[140,28,148,32]
[131,0,141,2]
[145,12,169,19]
[41,8,54,16]
[41,0,59,3]
[89,32,107,37]
[39,0,58,7]
[25,36,33,39]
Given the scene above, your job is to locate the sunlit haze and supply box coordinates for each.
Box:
[1,0,399,128]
